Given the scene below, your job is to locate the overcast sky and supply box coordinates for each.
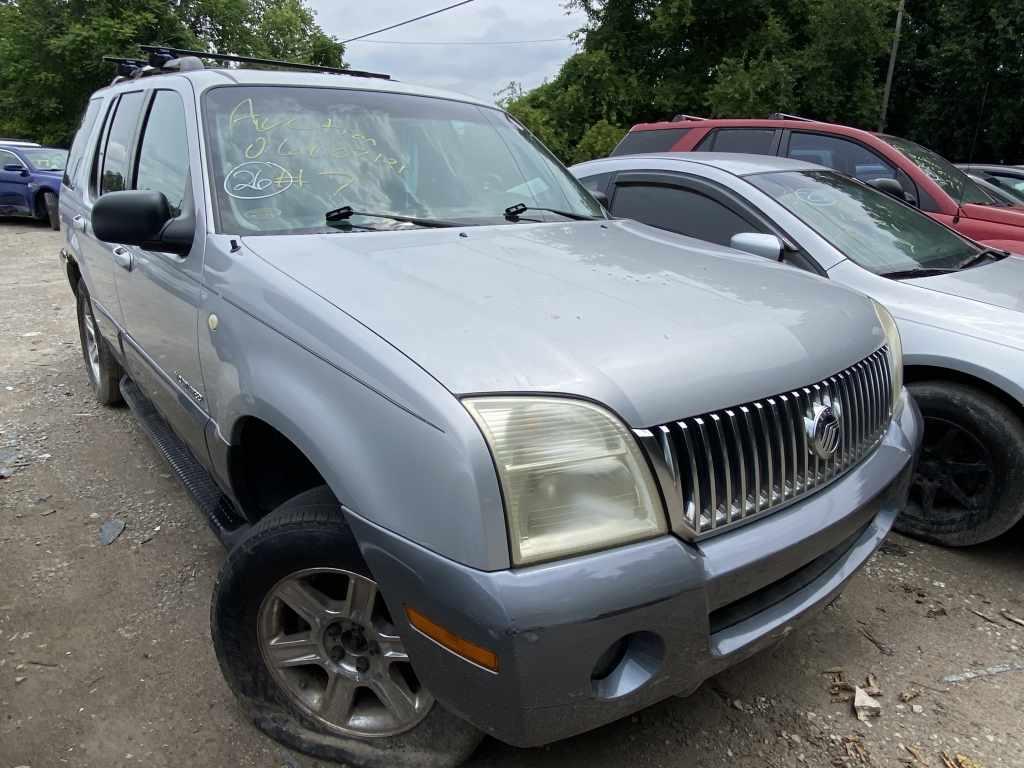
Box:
[306,1,585,103]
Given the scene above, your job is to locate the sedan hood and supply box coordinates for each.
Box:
[904,255,1024,313]
[242,220,883,427]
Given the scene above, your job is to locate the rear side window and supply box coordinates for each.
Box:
[63,99,101,190]
[135,91,190,214]
[99,91,145,195]
[612,182,756,247]
[698,128,777,154]
[611,128,690,156]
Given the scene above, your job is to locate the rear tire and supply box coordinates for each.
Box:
[897,381,1024,545]
[211,486,482,768]
[42,190,59,230]
[75,283,123,406]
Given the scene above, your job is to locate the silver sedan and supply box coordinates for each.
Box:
[574,152,1024,547]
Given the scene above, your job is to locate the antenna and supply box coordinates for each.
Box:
[954,78,991,223]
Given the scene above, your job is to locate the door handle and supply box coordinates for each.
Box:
[112,246,134,271]
[72,215,86,232]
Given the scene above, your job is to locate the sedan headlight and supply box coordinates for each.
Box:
[464,396,666,566]
[873,300,904,415]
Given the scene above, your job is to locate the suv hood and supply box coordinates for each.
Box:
[963,202,1024,229]
[242,220,883,427]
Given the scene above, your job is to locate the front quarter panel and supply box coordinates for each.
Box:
[198,237,510,571]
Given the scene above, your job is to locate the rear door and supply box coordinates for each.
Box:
[0,148,31,216]
[112,84,209,458]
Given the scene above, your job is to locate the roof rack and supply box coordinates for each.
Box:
[105,45,391,84]
[672,114,707,121]
[768,112,814,121]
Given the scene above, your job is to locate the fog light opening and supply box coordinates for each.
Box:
[590,631,664,700]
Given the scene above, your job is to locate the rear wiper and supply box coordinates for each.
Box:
[503,202,598,222]
[326,206,460,229]
[879,267,959,279]
[958,248,1009,270]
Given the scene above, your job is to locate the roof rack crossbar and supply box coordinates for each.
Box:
[672,114,707,121]
[768,112,814,121]
[138,45,390,80]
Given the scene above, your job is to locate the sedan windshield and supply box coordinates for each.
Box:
[203,86,603,234]
[21,148,67,171]
[748,170,979,274]
[880,135,995,205]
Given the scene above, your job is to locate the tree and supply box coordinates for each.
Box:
[0,0,344,146]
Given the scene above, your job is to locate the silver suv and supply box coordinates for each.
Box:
[58,49,920,768]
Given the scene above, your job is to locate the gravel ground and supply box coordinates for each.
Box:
[1,218,1023,768]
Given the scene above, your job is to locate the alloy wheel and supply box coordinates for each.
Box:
[257,567,433,738]
[910,415,995,518]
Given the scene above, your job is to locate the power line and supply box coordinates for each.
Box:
[348,37,569,46]
[341,0,478,44]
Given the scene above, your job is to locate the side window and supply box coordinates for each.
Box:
[610,128,691,156]
[579,172,613,195]
[787,132,895,182]
[63,99,102,190]
[135,91,190,214]
[697,128,777,154]
[611,182,758,247]
[0,149,24,169]
[99,91,145,195]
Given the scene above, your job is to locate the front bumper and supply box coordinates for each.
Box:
[347,391,921,747]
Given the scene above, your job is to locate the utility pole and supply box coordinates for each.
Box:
[879,0,906,133]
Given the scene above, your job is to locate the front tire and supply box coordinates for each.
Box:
[211,486,482,768]
[897,381,1024,545]
[75,283,123,405]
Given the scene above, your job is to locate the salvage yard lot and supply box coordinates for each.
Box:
[1,219,1022,768]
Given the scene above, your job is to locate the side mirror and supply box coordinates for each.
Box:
[3,163,26,174]
[868,177,914,204]
[730,232,784,261]
[92,190,193,255]
[591,190,610,210]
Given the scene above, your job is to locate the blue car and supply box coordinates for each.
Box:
[0,143,67,229]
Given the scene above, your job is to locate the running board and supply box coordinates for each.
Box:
[120,376,250,549]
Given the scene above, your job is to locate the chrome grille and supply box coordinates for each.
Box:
[635,347,892,538]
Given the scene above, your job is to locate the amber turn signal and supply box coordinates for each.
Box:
[405,606,499,673]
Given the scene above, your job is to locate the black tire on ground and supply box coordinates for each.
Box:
[211,486,483,768]
[75,282,123,405]
[42,190,59,230]
[897,381,1024,546]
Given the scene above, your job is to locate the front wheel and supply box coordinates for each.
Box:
[211,486,482,768]
[897,381,1024,545]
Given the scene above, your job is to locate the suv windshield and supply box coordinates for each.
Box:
[203,86,603,234]
[880,135,995,205]
[748,170,978,274]
[21,148,67,171]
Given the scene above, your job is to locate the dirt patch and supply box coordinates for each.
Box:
[1,218,1022,768]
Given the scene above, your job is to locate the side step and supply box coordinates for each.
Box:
[120,376,250,549]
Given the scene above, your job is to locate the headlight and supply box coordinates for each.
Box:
[464,396,666,566]
[873,300,903,415]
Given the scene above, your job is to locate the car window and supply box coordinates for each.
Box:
[748,170,978,274]
[880,134,994,205]
[611,181,757,247]
[99,91,145,196]
[990,172,1024,196]
[611,128,690,156]
[787,132,895,181]
[0,148,23,168]
[64,99,102,189]
[702,128,776,155]
[21,148,68,171]
[203,85,602,234]
[135,91,190,214]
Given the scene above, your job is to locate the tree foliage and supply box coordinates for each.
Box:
[503,0,1024,165]
[0,0,343,146]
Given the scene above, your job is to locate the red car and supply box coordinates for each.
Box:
[613,116,1024,250]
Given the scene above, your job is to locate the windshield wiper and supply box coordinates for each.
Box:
[503,202,598,222]
[326,206,460,229]
[879,267,960,280]
[958,248,1010,270]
